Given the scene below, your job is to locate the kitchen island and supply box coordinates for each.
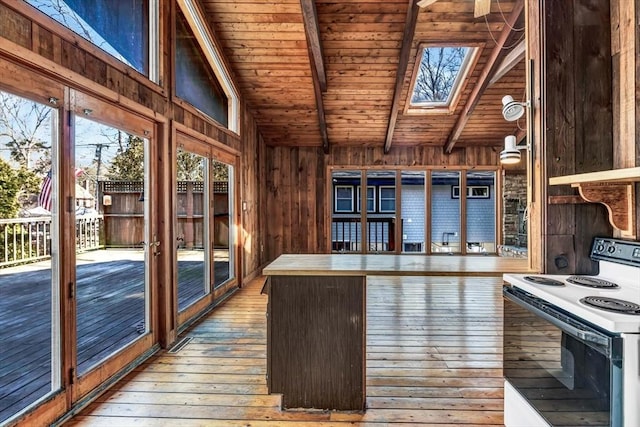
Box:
[262,254,529,411]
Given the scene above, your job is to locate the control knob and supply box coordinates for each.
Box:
[607,245,616,254]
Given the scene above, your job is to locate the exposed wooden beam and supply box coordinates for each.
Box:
[300,0,326,92]
[384,0,420,154]
[310,54,330,153]
[444,0,524,154]
[489,39,525,86]
[300,0,329,153]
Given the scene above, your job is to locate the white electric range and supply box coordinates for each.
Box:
[503,237,640,427]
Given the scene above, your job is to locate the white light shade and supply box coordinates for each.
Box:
[502,95,526,122]
[500,135,521,164]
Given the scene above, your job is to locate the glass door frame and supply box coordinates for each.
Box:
[68,90,158,401]
[174,131,212,325]
[0,70,66,424]
[326,165,501,255]
[172,125,240,330]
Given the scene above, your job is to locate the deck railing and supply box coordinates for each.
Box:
[0,214,103,268]
[331,217,395,252]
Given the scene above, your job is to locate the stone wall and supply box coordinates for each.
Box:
[502,173,527,246]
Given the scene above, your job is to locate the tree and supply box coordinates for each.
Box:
[0,158,20,218]
[0,92,52,169]
[15,167,42,208]
[211,160,229,182]
[107,134,145,180]
[412,47,468,104]
[177,150,205,181]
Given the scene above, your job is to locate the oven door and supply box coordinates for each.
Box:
[503,286,623,427]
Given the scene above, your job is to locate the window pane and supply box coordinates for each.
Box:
[431,171,460,253]
[401,171,425,253]
[175,10,228,126]
[367,171,395,252]
[75,117,149,375]
[25,0,150,75]
[212,159,232,288]
[176,149,208,311]
[411,46,472,105]
[466,171,496,253]
[331,171,361,252]
[0,91,60,423]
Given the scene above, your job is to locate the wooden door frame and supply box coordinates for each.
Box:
[172,123,241,330]
[68,90,158,401]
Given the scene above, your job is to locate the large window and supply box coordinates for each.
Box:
[175,0,240,133]
[0,90,61,424]
[175,9,228,127]
[407,44,479,114]
[331,168,499,255]
[25,0,157,80]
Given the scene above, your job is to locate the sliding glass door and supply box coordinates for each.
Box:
[176,146,208,312]
[73,116,151,375]
[0,90,61,424]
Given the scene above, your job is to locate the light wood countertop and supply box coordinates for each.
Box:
[262,254,532,277]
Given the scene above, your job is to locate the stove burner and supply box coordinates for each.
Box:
[523,276,565,286]
[580,296,640,315]
[567,276,619,289]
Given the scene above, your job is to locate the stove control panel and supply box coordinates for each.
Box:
[591,237,640,266]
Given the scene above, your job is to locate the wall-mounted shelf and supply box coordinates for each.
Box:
[549,167,640,239]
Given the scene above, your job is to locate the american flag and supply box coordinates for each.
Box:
[37,168,84,212]
[38,170,52,211]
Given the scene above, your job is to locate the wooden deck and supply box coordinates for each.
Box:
[0,251,229,424]
[67,275,505,426]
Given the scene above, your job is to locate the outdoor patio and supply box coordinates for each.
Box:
[0,249,229,424]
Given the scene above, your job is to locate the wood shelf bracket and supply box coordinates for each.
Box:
[549,167,640,239]
[573,183,636,238]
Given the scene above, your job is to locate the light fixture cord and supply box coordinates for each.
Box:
[496,0,525,32]
[483,0,525,50]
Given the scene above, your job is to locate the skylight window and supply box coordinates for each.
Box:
[407,44,479,114]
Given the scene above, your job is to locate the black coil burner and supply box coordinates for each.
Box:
[580,296,640,315]
[523,276,565,286]
[567,276,619,289]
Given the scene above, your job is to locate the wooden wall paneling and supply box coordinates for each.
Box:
[526,0,543,273]
[542,0,614,274]
[543,0,577,274]
[158,121,176,348]
[299,148,311,252]
[0,2,31,49]
[613,0,637,169]
[573,0,613,271]
[240,104,258,278]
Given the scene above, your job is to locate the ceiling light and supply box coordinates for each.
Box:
[501,95,528,122]
[500,135,526,164]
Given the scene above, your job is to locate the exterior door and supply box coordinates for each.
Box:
[0,88,63,424]
[175,134,211,324]
[70,92,156,401]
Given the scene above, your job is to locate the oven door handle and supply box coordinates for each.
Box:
[504,288,611,355]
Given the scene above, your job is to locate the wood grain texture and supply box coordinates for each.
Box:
[67,275,506,426]
[267,275,366,410]
[263,254,530,276]
[542,0,614,274]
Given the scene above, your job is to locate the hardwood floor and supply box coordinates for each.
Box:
[66,275,504,426]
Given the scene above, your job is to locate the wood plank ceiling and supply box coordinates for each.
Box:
[202,0,526,153]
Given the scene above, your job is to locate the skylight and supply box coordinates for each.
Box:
[408,45,478,113]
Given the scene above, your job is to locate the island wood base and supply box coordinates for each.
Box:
[265,275,366,411]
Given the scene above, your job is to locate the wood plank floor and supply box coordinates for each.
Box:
[66,275,505,426]
[0,252,228,424]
